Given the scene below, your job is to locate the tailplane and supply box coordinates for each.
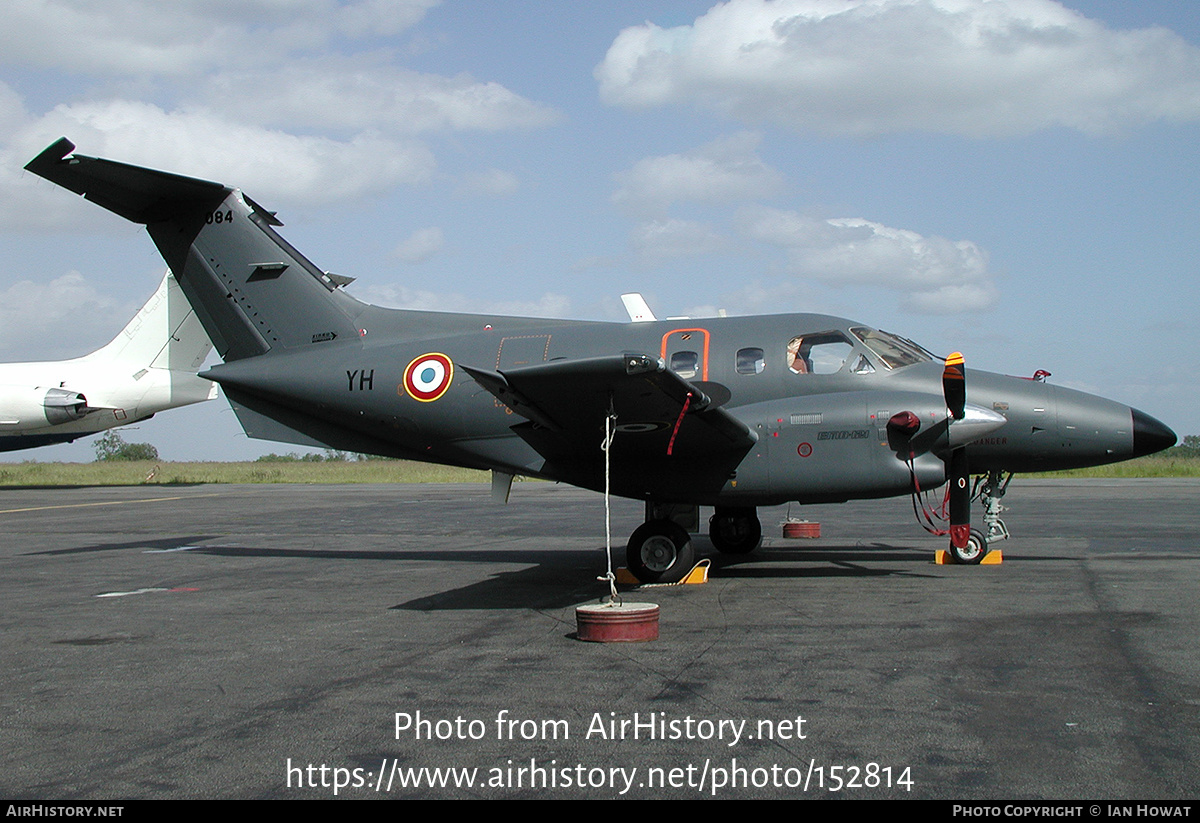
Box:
[26,138,364,362]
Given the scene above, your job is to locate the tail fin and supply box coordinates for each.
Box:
[25,138,363,362]
[76,270,218,410]
[85,270,212,373]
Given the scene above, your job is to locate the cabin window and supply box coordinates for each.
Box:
[786,332,854,375]
[670,350,699,379]
[736,347,765,375]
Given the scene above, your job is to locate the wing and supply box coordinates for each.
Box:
[462,353,755,491]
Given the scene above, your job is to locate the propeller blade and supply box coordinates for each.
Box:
[943,351,966,421]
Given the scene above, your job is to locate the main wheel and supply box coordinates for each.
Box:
[626,519,695,584]
[709,507,762,555]
[948,528,988,565]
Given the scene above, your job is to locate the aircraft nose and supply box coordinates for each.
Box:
[1131,408,1176,457]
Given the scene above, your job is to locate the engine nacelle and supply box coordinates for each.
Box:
[0,386,90,428]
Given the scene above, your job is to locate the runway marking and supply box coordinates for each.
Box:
[95,586,200,598]
[143,546,201,553]
[0,493,221,515]
[96,587,168,598]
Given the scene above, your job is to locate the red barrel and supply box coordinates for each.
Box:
[782,521,821,538]
[576,602,660,642]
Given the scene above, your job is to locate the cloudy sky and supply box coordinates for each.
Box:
[0,0,1195,461]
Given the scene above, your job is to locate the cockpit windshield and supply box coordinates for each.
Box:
[849,327,932,370]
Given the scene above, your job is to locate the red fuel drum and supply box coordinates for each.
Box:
[783,521,821,538]
[576,602,660,642]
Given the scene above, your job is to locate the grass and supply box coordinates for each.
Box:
[0,460,489,487]
[0,455,1195,487]
[1029,455,1200,479]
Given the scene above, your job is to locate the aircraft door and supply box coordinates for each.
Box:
[661,328,710,382]
[491,335,551,412]
[496,335,551,370]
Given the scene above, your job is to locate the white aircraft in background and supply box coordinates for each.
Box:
[0,270,217,452]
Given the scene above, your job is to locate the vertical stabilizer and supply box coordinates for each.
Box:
[25,138,363,362]
[85,270,212,373]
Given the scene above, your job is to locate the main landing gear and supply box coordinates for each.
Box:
[708,506,763,555]
[625,505,763,583]
[626,519,695,584]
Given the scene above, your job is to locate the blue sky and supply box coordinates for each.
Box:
[0,0,1194,461]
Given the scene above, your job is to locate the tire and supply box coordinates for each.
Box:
[709,507,762,555]
[626,519,695,583]
[948,528,988,565]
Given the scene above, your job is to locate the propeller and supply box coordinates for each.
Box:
[943,351,965,421]
[888,351,1002,562]
[942,352,972,555]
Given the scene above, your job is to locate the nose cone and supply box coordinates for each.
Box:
[1132,409,1176,457]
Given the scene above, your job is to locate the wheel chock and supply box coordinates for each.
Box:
[616,559,710,586]
[936,549,1004,565]
[616,568,640,584]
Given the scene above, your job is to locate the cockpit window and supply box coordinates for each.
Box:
[850,354,875,375]
[849,327,930,370]
[786,332,854,375]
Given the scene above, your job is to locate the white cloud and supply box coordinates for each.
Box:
[631,218,728,259]
[203,61,560,134]
[739,206,997,313]
[596,0,1200,136]
[392,227,445,264]
[613,132,782,215]
[0,3,561,229]
[457,168,520,198]
[0,0,439,75]
[355,282,572,318]
[0,271,125,359]
[3,99,437,228]
[0,81,27,136]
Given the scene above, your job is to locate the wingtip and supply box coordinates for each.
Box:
[24,137,76,176]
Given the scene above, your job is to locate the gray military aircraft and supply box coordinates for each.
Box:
[25,138,1176,582]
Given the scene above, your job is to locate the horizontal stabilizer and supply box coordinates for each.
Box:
[25,138,230,224]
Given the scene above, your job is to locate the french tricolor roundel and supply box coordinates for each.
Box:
[403,353,454,402]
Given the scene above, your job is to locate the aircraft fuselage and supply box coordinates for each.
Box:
[203,308,1168,507]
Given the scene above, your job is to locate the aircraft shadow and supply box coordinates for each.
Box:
[27,537,949,610]
[24,536,222,556]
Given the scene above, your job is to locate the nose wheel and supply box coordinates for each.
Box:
[947,527,988,564]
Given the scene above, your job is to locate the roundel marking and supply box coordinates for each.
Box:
[403,353,454,402]
[797,442,813,458]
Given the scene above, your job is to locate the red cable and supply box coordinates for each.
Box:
[667,392,692,456]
